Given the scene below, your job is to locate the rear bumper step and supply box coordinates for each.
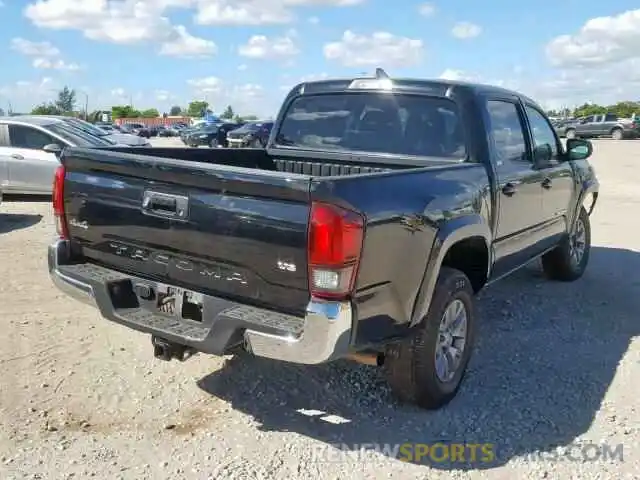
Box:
[48,239,353,364]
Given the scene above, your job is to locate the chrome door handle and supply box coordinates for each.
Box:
[10,154,24,160]
[542,178,552,189]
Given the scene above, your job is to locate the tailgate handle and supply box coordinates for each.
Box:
[142,191,189,219]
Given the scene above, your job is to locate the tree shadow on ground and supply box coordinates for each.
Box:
[197,246,639,470]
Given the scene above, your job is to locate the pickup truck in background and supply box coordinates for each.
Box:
[47,69,599,410]
[565,113,639,140]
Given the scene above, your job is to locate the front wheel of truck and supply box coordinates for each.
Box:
[541,206,591,281]
[383,267,476,410]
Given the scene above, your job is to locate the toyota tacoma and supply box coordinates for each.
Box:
[47,69,599,409]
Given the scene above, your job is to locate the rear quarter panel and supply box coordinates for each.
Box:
[311,163,492,347]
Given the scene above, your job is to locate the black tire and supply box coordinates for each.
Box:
[565,128,576,139]
[209,139,218,148]
[383,267,476,410]
[611,128,623,140]
[541,206,591,281]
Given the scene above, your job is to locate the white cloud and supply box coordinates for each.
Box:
[438,69,479,82]
[308,16,319,24]
[194,0,364,26]
[159,25,217,57]
[418,2,435,17]
[110,88,126,97]
[323,30,424,67]
[238,34,299,59]
[187,77,277,116]
[10,37,60,56]
[238,64,248,70]
[546,9,640,68]
[451,21,482,39]
[24,0,215,58]
[195,0,293,25]
[187,76,224,94]
[32,57,81,70]
[155,90,171,101]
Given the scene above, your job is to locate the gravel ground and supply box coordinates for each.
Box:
[0,139,638,479]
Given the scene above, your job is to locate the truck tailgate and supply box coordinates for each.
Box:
[61,148,312,315]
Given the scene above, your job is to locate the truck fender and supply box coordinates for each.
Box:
[569,176,599,235]
[409,215,491,327]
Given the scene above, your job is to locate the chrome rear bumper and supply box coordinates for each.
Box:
[48,239,353,364]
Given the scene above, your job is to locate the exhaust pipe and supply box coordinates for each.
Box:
[346,352,384,366]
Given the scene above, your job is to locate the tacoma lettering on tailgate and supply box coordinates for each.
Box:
[105,241,248,285]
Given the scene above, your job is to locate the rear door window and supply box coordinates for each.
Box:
[8,125,55,150]
[486,100,528,163]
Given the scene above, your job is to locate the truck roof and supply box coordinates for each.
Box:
[287,75,542,110]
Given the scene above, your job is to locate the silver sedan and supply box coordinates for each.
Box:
[0,116,115,195]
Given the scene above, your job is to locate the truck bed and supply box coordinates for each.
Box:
[103,146,419,177]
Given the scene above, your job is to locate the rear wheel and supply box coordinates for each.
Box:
[565,128,576,139]
[611,128,623,140]
[541,206,591,281]
[383,267,476,410]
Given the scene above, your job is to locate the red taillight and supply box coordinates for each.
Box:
[308,202,364,300]
[52,165,69,239]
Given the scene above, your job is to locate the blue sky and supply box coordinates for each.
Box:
[1,1,639,116]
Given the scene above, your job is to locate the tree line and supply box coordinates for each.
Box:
[26,86,260,122]
[26,86,639,123]
[547,101,640,119]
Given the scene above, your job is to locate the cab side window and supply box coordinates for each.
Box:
[486,100,528,163]
[9,125,55,150]
[525,106,559,160]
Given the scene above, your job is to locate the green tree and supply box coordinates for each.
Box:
[573,103,607,117]
[187,100,209,117]
[169,105,183,116]
[141,108,160,118]
[243,114,258,121]
[55,86,76,113]
[32,103,61,115]
[111,105,142,119]
[221,105,235,119]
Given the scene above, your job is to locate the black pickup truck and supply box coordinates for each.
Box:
[47,70,599,410]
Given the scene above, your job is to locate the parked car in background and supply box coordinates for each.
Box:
[95,123,117,134]
[148,125,166,137]
[180,124,206,144]
[33,116,150,147]
[564,113,639,139]
[187,122,244,147]
[0,116,115,194]
[226,120,274,148]
[552,118,579,138]
[161,124,187,137]
[158,126,176,137]
[123,123,151,138]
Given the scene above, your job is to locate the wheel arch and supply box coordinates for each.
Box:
[410,216,491,327]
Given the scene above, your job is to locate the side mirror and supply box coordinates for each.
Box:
[566,138,592,161]
[43,143,62,155]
